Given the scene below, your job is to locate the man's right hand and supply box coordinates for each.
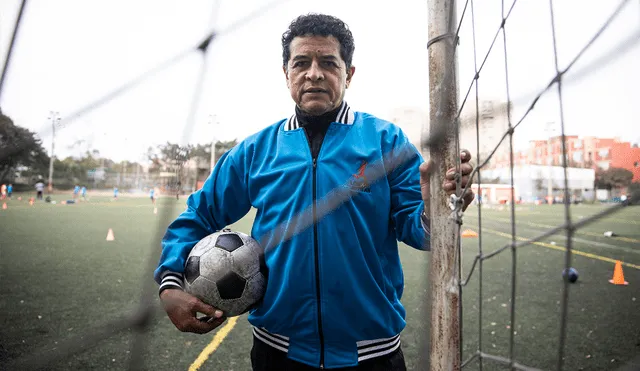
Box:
[160,289,226,334]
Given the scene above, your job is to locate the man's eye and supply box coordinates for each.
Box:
[293,61,307,68]
[323,61,337,67]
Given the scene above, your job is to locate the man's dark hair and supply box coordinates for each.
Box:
[281,13,355,70]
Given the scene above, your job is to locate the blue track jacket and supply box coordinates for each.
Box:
[154,102,431,369]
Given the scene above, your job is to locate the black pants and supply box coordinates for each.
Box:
[250,336,407,371]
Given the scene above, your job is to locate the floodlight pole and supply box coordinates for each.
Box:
[209,114,219,172]
[47,111,60,194]
[427,0,461,370]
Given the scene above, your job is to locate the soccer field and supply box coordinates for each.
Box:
[0,195,638,371]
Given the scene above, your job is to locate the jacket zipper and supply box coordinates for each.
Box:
[308,133,325,369]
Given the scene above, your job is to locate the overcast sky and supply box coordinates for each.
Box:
[1,0,638,162]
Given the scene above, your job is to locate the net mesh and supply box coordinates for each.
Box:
[444,0,639,369]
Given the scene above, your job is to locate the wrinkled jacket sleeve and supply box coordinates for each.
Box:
[385,126,431,251]
[153,147,252,293]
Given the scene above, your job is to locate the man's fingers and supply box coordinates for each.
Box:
[191,298,224,319]
[460,163,473,175]
[460,150,471,163]
[187,316,227,334]
[443,176,470,192]
[445,164,474,180]
[206,316,228,328]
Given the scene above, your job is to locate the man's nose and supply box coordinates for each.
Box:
[305,61,324,81]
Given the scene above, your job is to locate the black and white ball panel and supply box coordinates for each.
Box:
[184,256,200,284]
[230,241,262,278]
[183,230,267,317]
[215,233,244,252]
[199,248,233,283]
[217,271,247,300]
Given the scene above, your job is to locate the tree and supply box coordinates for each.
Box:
[146,146,162,174]
[214,139,238,161]
[0,111,50,183]
[628,182,640,199]
[157,142,193,171]
[184,140,238,167]
[190,143,211,160]
[595,167,634,190]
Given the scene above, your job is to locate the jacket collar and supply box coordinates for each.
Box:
[284,101,355,131]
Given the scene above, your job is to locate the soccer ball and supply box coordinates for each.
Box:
[183,229,267,317]
[562,267,579,283]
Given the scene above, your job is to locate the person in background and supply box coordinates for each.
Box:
[35,181,45,200]
[150,187,156,206]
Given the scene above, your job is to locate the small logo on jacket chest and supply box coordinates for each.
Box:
[346,160,371,193]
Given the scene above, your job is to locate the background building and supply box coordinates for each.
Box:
[491,135,640,182]
[389,99,513,164]
[387,107,428,154]
[479,165,595,203]
[459,100,512,167]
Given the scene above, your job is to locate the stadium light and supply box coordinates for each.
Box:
[47,111,61,193]
[208,114,220,172]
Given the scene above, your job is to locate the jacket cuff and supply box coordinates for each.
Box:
[158,271,185,295]
[420,209,431,235]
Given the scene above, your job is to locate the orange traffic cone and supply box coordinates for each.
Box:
[461,229,479,238]
[2,203,6,210]
[29,199,34,206]
[106,228,115,241]
[609,260,628,285]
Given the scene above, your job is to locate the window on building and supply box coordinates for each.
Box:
[574,140,582,149]
[572,151,583,163]
[598,161,610,170]
[635,161,639,167]
[598,148,609,158]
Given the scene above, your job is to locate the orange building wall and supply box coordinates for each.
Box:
[611,142,640,182]
[490,136,640,183]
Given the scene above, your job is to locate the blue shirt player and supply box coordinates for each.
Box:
[7,184,12,199]
[73,185,80,199]
[150,188,156,205]
[81,186,87,200]
[113,187,119,199]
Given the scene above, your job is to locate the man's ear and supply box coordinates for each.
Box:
[283,65,290,87]
[345,66,356,88]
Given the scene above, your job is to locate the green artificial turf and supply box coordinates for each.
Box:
[0,195,638,370]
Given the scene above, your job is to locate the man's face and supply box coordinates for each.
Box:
[284,35,355,116]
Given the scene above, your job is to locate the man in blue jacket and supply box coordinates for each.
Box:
[155,13,474,370]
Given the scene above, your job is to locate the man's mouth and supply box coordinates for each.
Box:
[304,88,327,94]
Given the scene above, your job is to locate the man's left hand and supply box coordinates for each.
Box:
[419,149,476,213]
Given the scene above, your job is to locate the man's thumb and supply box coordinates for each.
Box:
[420,160,434,186]
[419,160,434,200]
